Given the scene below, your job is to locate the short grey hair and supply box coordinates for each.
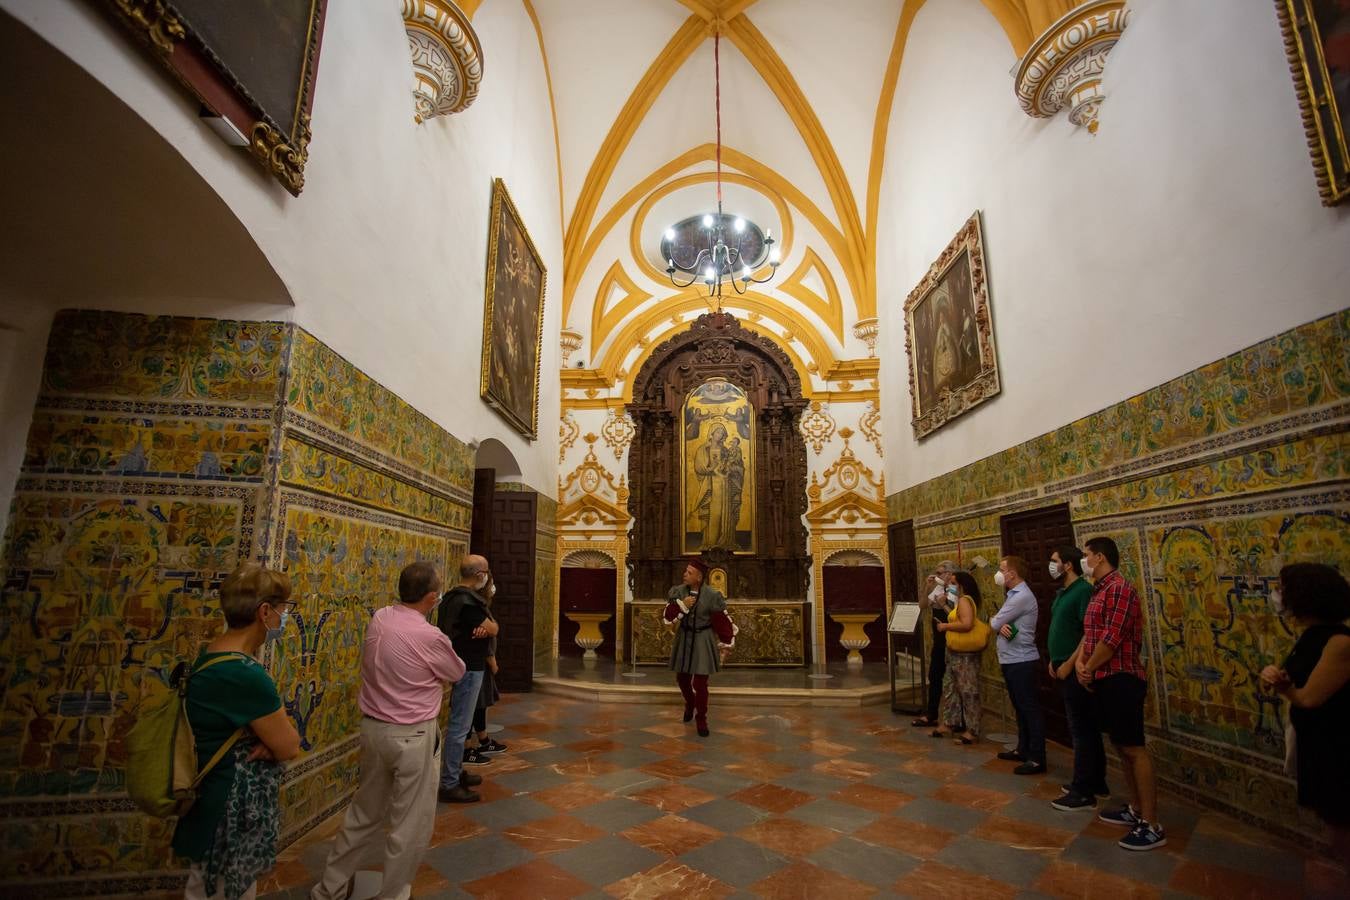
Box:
[936,560,956,574]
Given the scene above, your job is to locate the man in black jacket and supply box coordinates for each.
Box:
[436,555,499,803]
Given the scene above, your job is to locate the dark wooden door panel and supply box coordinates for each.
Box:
[1000,504,1076,745]
[469,468,495,556]
[489,490,536,692]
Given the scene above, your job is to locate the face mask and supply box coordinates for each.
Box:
[994,570,1007,588]
[1270,589,1284,615]
[489,584,497,598]
[1081,557,1093,577]
[476,573,489,590]
[1048,561,1061,579]
[265,610,288,643]
[945,584,958,599]
[928,584,944,602]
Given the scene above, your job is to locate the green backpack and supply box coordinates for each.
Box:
[126,654,248,817]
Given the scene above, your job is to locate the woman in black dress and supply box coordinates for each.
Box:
[1260,562,1350,865]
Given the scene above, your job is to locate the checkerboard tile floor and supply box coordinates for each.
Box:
[260,695,1348,899]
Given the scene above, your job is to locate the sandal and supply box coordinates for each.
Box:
[929,729,949,739]
[956,733,977,745]
[911,717,935,727]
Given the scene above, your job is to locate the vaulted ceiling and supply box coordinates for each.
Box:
[526,0,1077,401]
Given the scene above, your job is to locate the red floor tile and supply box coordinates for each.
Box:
[897,860,1018,899]
[852,817,956,858]
[829,783,914,814]
[502,813,608,854]
[1033,860,1161,899]
[462,858,592,899]
[737,816,841,857]
[747,860,877,899]
[621,814,723,857]
[730,782,813,813]
[603,859,736,899]
[1168,860,1303,900]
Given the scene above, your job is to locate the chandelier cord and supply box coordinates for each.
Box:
[714,30,722,214]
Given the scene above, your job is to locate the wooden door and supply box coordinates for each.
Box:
[488,489,537,692]
[558,567,617,658]
[469,468,495,556]
[999,504,1076,745]
[822,566,888,663]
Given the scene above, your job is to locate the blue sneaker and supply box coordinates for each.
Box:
[1098,804,1141,827]
[1118,822,1167,851]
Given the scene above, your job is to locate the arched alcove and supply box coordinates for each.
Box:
[474,437,523,480]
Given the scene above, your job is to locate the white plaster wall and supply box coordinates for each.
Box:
[1,0,563,494]
[876,0,1350,494]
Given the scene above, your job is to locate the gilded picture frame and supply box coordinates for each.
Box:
[101,1,326,197]
[480,178,547,440]
[1276,0,1350,205]
[903,211,1000,439]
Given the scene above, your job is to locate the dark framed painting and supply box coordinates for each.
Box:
[1276,0,1350,205]
[903,211,1000,439]
[481,178,547,440]
[102,0,327,196]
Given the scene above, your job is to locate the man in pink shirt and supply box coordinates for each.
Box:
[311,562,465,900]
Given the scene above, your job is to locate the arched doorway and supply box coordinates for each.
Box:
[558,550,617,659]
[822,549,888,664]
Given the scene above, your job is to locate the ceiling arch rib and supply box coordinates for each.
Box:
[723,15,867,315]
[777,247,844,343]
[596,289,839,384]
[565,143,858,326]
[563,15,707,289]
[592,261,654,347]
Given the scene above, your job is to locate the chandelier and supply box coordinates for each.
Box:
[664,30,780,299]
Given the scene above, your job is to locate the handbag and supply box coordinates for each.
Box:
[943,600,990,653]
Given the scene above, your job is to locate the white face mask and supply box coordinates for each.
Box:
[994,570,1007,588]
[1048,561,1062,579]
[928,584,945,602]
[476,573,489,590]
[1081,557,1093,578]
[489,584,497,598]
[1270,588,1284,615]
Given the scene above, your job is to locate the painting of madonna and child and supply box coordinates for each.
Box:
[681,379,755,554]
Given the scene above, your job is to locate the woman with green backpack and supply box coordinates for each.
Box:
[172,563,302,900]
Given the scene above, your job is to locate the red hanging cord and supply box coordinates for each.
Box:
[714,30,722,210]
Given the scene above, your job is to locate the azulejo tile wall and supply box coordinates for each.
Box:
[891,309,1350,841]
[0,312,476,897]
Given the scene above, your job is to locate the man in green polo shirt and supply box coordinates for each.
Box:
[1047,545,1109,811]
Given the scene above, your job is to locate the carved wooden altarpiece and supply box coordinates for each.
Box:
[626,312,810,602]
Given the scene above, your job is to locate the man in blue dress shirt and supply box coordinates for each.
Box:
[992,555,1046,774]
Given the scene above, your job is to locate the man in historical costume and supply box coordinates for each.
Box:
[693,423,734,549]
[664,559,735,737]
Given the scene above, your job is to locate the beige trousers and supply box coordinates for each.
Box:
[310,716,441,900]
[184,864,256,900]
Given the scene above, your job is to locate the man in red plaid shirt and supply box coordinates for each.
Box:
[1072,537,1165,851]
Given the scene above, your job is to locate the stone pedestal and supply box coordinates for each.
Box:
[829,613,878,667]
[565,612,611,659]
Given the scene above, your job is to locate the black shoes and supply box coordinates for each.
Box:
[459,770,482,787]
[478,738,508,754]
[1052,791,1096,811]
[438,784,479,803]
[997,750,1025,762]
[683,707,694,723]
[463,747,493,766]
[1013,762,1046,775]
[696,719,709,737]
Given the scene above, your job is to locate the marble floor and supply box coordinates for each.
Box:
[260,693,1347,899]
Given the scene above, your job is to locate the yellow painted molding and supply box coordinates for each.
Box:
[560,396,628,412]
[776,247,844,343]
[459,0,483,18]
[561,368,614,390]
[865,3,912,322]
[626,170,794,292]
[520,0,565,238]
[591,261,654,349]
[815,388,880,404]
[615,314,818,403]
[565,144,859,327]
[724,16,867,313]
[596,289,837,386]
[824,358,880,381]
[563,16,707,296]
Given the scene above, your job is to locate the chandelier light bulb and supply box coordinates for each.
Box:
[664,228,676,242]
[733,218,745,233]
[702,214,714,228]
[766,228,772,240]
[741,265,752,281]
[704,266,716,282]
[769,246,781,265]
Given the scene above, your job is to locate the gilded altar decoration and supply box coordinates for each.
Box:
[402,0,484,123]
[903,211,1001,439]
[681,379,755,554]
[559,411,579,462]
[103,0,328,196]
[481,178,547,439]
[1014,0,1130,134]
[1276,0,1350,205]
[859,401,883,457]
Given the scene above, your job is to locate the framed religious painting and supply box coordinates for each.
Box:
[1276,0,1350,205]
[903,211,1001,439]
[680,379,755,555]
[480,178,547,440]
[101,0,327,196]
